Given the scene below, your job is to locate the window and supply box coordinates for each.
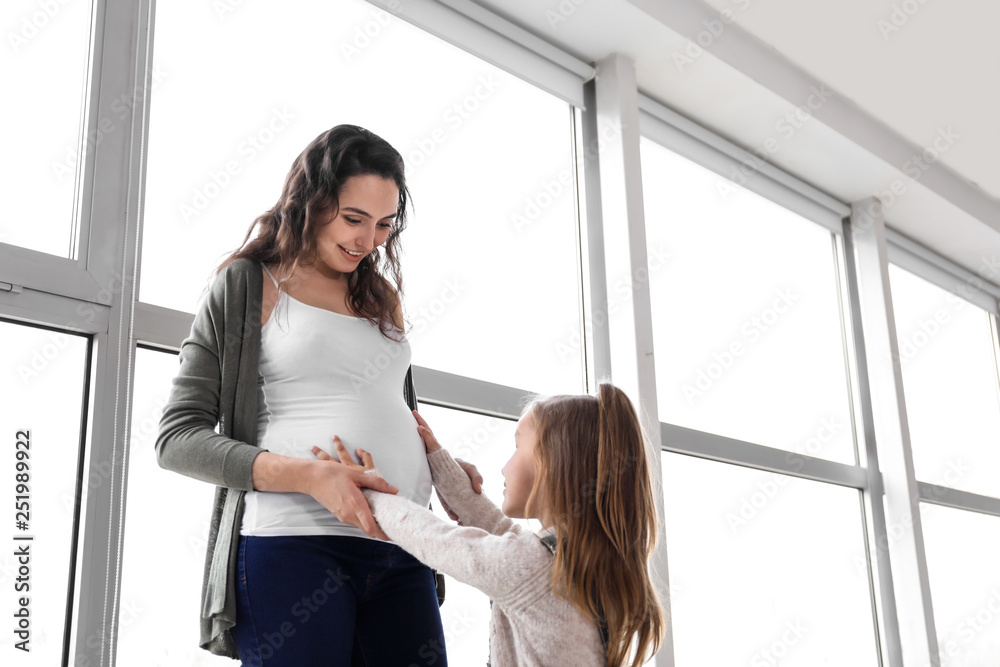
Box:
[141,0,584,395]
[661,451,879,665]
[1,0,92,257]
[414,403,531,666]
[0,320,88,663]
[118,348,231,665]
[920,504,1000,666]
[641,137,856,464]
[888,264,1000,498]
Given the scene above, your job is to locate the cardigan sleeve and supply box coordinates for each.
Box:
[154,263,265,491]
[423,449,518,537]
[363,486,549,601]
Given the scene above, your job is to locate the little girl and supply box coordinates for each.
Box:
[314,382,666,667]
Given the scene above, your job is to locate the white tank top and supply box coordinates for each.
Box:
[240,265,432,539]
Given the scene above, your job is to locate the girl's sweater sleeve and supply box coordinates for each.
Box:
[423,449,517,536]
[362,450,545,600]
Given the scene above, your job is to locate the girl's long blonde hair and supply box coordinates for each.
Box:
[524,382,665,667]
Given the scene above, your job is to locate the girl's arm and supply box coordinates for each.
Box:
[410,411,517,537]
[362,485,548,601]
[423,449,517,537]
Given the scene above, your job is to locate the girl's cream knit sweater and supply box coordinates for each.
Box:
[363,448,606,666]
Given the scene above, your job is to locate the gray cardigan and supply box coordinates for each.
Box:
[154,257,423,658]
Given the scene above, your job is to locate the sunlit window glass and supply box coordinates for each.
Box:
[662,451,879,665]
[920,503,1000,666]
[642,137,855,464]
[1,1,92,257]
[888,264,1000,498]
[0,321,88,663]
[141,0,583,395]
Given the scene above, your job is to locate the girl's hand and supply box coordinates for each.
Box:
[411,410,484,523]
[412,410,442,453]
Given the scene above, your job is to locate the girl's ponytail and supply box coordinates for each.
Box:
[528,383,665,667]
[595,383,653,562]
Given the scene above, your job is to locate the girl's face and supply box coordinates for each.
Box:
[314,174,398,278]
[501,412,542,521]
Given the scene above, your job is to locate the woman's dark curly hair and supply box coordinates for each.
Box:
[215,124,411,341]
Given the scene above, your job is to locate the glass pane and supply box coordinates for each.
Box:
[921,504,1000,666]
[0,320,88,663]
[118,348,231,665]
[888,264,1000,498]
[141,0,583,395]
[662,451,879,666]
[1,1,91,257]
[413,403,531,666]
[642,137,856,464]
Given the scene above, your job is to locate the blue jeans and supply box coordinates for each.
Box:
[231,534,448,667]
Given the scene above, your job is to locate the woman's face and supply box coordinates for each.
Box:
[501,412,542,520]
[314,174,399,278]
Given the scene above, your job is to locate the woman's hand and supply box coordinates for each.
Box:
[312,436,386,482]
[305,438,397,541]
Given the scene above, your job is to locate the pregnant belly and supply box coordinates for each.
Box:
[257,399,432,504]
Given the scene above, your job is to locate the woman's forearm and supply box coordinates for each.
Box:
[251,451,319,493]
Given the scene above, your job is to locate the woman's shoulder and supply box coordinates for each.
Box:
[220,256,260,279]
[208,257,262,294]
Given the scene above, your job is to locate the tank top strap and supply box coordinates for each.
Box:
[261,263,279,289]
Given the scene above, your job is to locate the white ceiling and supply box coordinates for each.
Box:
[471,0,1000,285]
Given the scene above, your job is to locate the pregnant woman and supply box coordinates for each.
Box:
[155,124,479,666]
